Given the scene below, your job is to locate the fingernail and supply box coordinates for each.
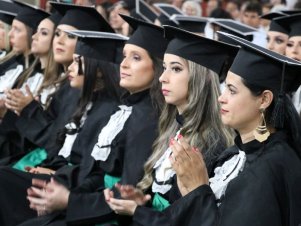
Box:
[169,138,174,146]
[192,147,198,152]
[177,134,183,139]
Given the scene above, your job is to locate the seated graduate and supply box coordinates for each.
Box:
[0,0,49,118]
[23,14,167,226]
[0,30,126,226]
[0,2,114,164]
[129,32,301,226]
[0,0,18,59]
[103,25,239,226]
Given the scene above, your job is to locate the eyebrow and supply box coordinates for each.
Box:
[170,61,184,66]
[226,83,238,90]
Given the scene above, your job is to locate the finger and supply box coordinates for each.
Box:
[104,189,111,201]
[27,196,46,206]
[30,186,45,197]
[25,85,33,98]
[32,178,47,188]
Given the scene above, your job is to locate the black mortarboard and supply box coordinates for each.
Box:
[164,26,239,75]
[47,11,63,27]
[67,30,128,64]
[135,0,158,23]
[211,19,256,42]
[260,12,288,34]
[281,10,301,15]
[12,0,49,30]
[154,3,183,26]
[50,2,114,32]
[0,0,17,25]
[274,13,301,37]
[170,15,208,33]
[120,14,168,59]
[218,32,301,93]
[0,10,16,25]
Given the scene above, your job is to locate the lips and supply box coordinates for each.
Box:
[221,109,229,114]
[162,89,169,96]
[120,72,130,78]
[55,48,65,53]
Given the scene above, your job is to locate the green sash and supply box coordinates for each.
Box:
[152,193,170,211]
[12,148,47,171]
[104,174,121,189]
[95,174,121,226]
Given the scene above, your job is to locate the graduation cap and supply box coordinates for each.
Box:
[260,12,288,34]
[47,11,63,27]
[274,13,301,37]
[219,31,301,93]
[211,19,256,42]
[170,14,208,33]
[153,3,183,26]
[0,10,16,25]
[164,25,239,75]
[50,2,114,32]
[135,0,158,23]
[67,30,128,64]
[12,0,49,30]
[120,14,168,59]
[0,0,17,25]
[219,31,301,127]
[281,9,301,15]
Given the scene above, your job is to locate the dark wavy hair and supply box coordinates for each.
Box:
[56,57,122,145]
[242,78,301,158]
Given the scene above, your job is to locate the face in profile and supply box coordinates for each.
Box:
[285,36,301,62]
[266,31,288,55]
[8,19,30,54]
[67,54,85,89]
[0,21,7,50]
[119,43,155,94]
[218,71,263,131]
[52,24,77,66]
[160,53,190,113]
[31,18,55,56]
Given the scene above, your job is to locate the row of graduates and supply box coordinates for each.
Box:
[0,1,301,226]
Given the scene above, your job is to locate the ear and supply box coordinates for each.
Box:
[259,90,273,109]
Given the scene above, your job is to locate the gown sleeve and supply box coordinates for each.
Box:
[133,142,301,226]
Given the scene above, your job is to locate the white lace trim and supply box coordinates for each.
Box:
[0,65,23,98]
[91,105,132,161]
[58,102,93,158]
[292,85,301,114]
[20,72,44,96]
[152,129,181,194]
[209,150,246,204]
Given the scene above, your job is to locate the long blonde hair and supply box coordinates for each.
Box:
[137,59,234,191]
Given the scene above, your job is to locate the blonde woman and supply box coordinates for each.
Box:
[104,26,238,226]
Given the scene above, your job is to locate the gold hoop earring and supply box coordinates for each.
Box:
[253,109,270,142]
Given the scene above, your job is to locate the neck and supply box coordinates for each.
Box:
[239,130,255,144]
[39,55,48,69]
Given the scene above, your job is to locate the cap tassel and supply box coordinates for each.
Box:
[271,61,287,128]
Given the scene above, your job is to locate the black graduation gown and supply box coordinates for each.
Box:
[0,79,80,165]
[0,54,23,76]
[61,90,159,226]
[132,131,301,226]
[0,92,120,226]
[0,63,45,161]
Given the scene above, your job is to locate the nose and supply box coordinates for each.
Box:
[159,70,168,83]
[8,28,13,39]
[120,56,128,69]
[218,90,227,104]
[67,60,76,72]
[267,39,274,51]
[32,32,37,40]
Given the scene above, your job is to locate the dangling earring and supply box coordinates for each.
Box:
[254,108,270,142]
